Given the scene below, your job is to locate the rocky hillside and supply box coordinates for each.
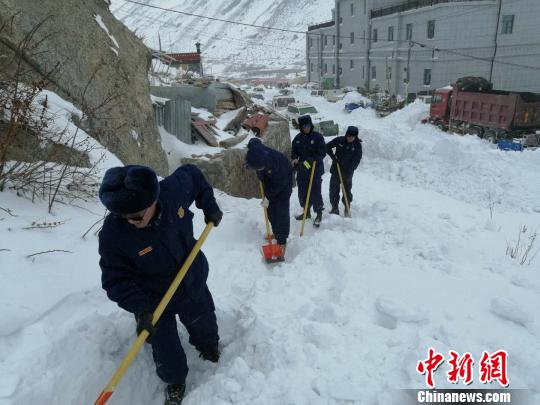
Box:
[110,0,334,77]
[0,0,168,174]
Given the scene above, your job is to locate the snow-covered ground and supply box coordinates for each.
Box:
[110,0,334,77]
[1,89,539,404]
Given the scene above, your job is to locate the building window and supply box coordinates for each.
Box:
[362,65,365,79]
[338,67,343,75]
[406,23,413,41]
[339,16,343,24]
[333,35,336,45]
[310,62,314,72]
[324,35,328,46]
[388,26,394,41]
[363,29,366,44]
[387,66,392,79]
[427,20,435,39]
[364,0,366,15]
[332,64,336,74]
[339,42,343,49]
[424,69,432,86]
[309,37,313,48]
[373,28,378,43]
[372,66,376,79]
[350,32,355,44]
[324,63,328,74]
[351,3,354,16]
[501,15,514,34]
[350,60,354,69]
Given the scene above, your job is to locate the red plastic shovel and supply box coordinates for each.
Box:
[259,182,284,263]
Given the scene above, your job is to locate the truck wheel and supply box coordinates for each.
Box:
[469,126,483,138]
[484,130,497,144]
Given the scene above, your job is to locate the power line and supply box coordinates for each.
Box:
[121,0,309,36]
[113,8,304,53]
[119,0,540,72]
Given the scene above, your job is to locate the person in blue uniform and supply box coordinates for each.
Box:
[98,164,223,405]
[245,138,293,254]
[326,126,362,215]
[291,115,326,227]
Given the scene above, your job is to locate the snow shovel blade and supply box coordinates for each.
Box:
[262,243,284,263]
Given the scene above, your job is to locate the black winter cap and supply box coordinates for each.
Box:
[345,126,359,137]
[298,115,314,129]
[99,165,159,215]
[245,138,268,170]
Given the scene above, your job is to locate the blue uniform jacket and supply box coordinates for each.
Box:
[256,145,293,200]
[326,136,363,176]
[98,165,220,314]
[291,130,326,175]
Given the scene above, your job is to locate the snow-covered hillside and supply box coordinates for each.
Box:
[110,0,334,77]
[1,90,540,404]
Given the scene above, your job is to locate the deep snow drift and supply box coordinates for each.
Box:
[1,89,539,404]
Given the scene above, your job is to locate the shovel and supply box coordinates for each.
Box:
[259,181,284,263]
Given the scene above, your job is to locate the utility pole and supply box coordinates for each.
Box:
[405,39,412,104]
[489,0,503,83]
[336,1,340,89]
[385,56,390,93]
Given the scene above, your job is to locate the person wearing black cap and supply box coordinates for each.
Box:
[98,164,223,405]
[291,115,326,227]
[326,126,363,216]
[245,138,293,254]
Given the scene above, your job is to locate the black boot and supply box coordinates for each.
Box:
[295,210,311,220]
[313,211,322,227]
[165,383,185,405]
[199,346,220,363]
[329,206,339,215]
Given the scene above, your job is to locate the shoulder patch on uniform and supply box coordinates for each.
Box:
[138,246,153,256]
[177,206,185,219]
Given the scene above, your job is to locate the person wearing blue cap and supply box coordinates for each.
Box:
[326,126,363,216]
[291,115,326,227]
[245,138,293,254]
[98,164,223,405]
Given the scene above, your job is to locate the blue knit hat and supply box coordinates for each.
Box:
[298,115,313,130]
[99,165,159,215]
[245,138,267,170]
[345,126,359,137]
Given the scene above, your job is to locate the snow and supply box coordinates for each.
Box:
[215,107,245,131]
[342,91,370,105]
[110,0,335,76]
[1,87,540,404]
[95,14,120,54]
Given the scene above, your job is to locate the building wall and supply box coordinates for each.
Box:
[490,0,540,91]
[307,0,540,95]
[307,24,337,87]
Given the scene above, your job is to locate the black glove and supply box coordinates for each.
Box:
[205,208,223,227]
[136,310,155,340]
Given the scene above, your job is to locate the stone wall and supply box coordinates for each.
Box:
[182,117,291,198]
[0,0,168,175]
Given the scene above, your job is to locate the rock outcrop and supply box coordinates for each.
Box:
[182,116,291,198]
[0,0,168,174]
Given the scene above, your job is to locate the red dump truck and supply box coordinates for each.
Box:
[425,83,540,146]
